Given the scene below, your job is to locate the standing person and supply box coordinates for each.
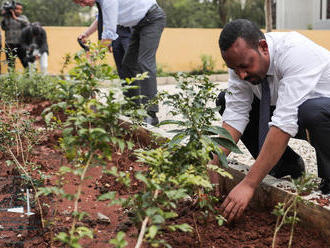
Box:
[20,22,49,74]
[212,19,330,222]
[74,0,166,126]
[78,22,131,79]
[1,2,29,70]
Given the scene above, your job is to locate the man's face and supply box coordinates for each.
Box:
[221,37,270,85]
[14,4,23,16]
[73,0,96,7]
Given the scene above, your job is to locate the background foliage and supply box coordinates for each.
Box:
[0,0,269,28]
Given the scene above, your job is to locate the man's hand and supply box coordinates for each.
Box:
[220,180,255,223]
[78,33,88,43]
[100,39,113,53]
[10,9,17,19]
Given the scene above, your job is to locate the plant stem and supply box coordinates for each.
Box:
[288,198,298,248]
[135,189,159,248]
[193,213,202,247]
[272,197,294,248]
[70,151,95,233]
[8,148,45,228]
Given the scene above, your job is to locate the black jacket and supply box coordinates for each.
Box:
[20,25,48,54]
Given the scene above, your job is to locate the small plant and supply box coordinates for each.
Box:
[272,173,318,248]
[109,232,128,248]
[200,54,215,73]
[100,73,240,247]
[38,42,148,247]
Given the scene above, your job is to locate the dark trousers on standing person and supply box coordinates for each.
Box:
[5,43,28,69]
[216,92,330,188]
[112,26,131,79]
[122,4,166,117]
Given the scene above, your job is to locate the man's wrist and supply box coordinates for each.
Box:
[242,176,259,190]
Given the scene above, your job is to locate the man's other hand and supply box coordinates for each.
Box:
[220,180,255,223]
[100,39,113,53]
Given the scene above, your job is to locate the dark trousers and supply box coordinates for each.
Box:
[112,26,131,79]
[122,4,166,113]
[5,43,28,69]
[216,92,330,179]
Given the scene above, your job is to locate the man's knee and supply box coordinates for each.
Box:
[216,91,226,115]
[298,98,330,128]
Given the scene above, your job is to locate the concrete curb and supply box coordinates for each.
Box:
[99,73,229,88]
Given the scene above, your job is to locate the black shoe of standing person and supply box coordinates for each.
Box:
[144,111,159,126]
[319,179,330,194]
[269,156,305,179]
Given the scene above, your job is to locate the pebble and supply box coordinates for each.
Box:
[97,212,111,224]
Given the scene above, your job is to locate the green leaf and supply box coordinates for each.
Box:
[76,226,94,239]
[211,137,241,154]
[168,132,187,147]
[204,126,234,140]
[59,166,72,174]
[98,191,116,201]
[159,119,187,126]
[168,224,193,232]
[165,189,188,200]
[44,112,54,124]
[148,225,158,239]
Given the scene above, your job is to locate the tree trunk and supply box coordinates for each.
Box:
[215,0,228,27]
[264,0,272,32]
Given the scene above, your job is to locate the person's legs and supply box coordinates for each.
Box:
[39,52,48,74]
[122,6,166,125]
[16,44,28,68]
[121,29,143,107]
[113,27,131,79]
[297,97,330,194]
[136,7,166,115]
[5,43,17,69]
[216,92,304,178]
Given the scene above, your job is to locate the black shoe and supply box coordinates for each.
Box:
[144,116,159,126]
[319,179,330,194]
[269,157,305,179]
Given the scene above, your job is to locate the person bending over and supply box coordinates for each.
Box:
[213,19,330,223]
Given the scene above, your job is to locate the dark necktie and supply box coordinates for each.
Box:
[258,77,271,151]
[96,2,103,40]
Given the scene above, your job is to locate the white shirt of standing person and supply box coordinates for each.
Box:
[222,31,330,137]
[96,0,156,40]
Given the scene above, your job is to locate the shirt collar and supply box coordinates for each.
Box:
[265,33,274,76]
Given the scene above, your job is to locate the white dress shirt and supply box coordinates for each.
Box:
[96,0,156,40]
[222,32,330,137]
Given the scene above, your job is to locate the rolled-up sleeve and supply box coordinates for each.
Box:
[270,43,328,137]
[100,0,118,40]
[222,70,254,134]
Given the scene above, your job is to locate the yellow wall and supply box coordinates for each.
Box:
[1,27,330,74]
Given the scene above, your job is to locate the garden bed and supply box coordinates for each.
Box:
[0,100,329,247]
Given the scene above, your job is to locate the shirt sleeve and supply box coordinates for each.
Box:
[100,0,118,40]
[270,40,329,137]
[222,69,254,134]
[18,15,29,27]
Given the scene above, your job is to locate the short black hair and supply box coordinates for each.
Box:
[219,19,265,51]
[31,22,41,35]
[16,2,23,6]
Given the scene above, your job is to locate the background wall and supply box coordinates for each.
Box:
[1,27,330,75]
